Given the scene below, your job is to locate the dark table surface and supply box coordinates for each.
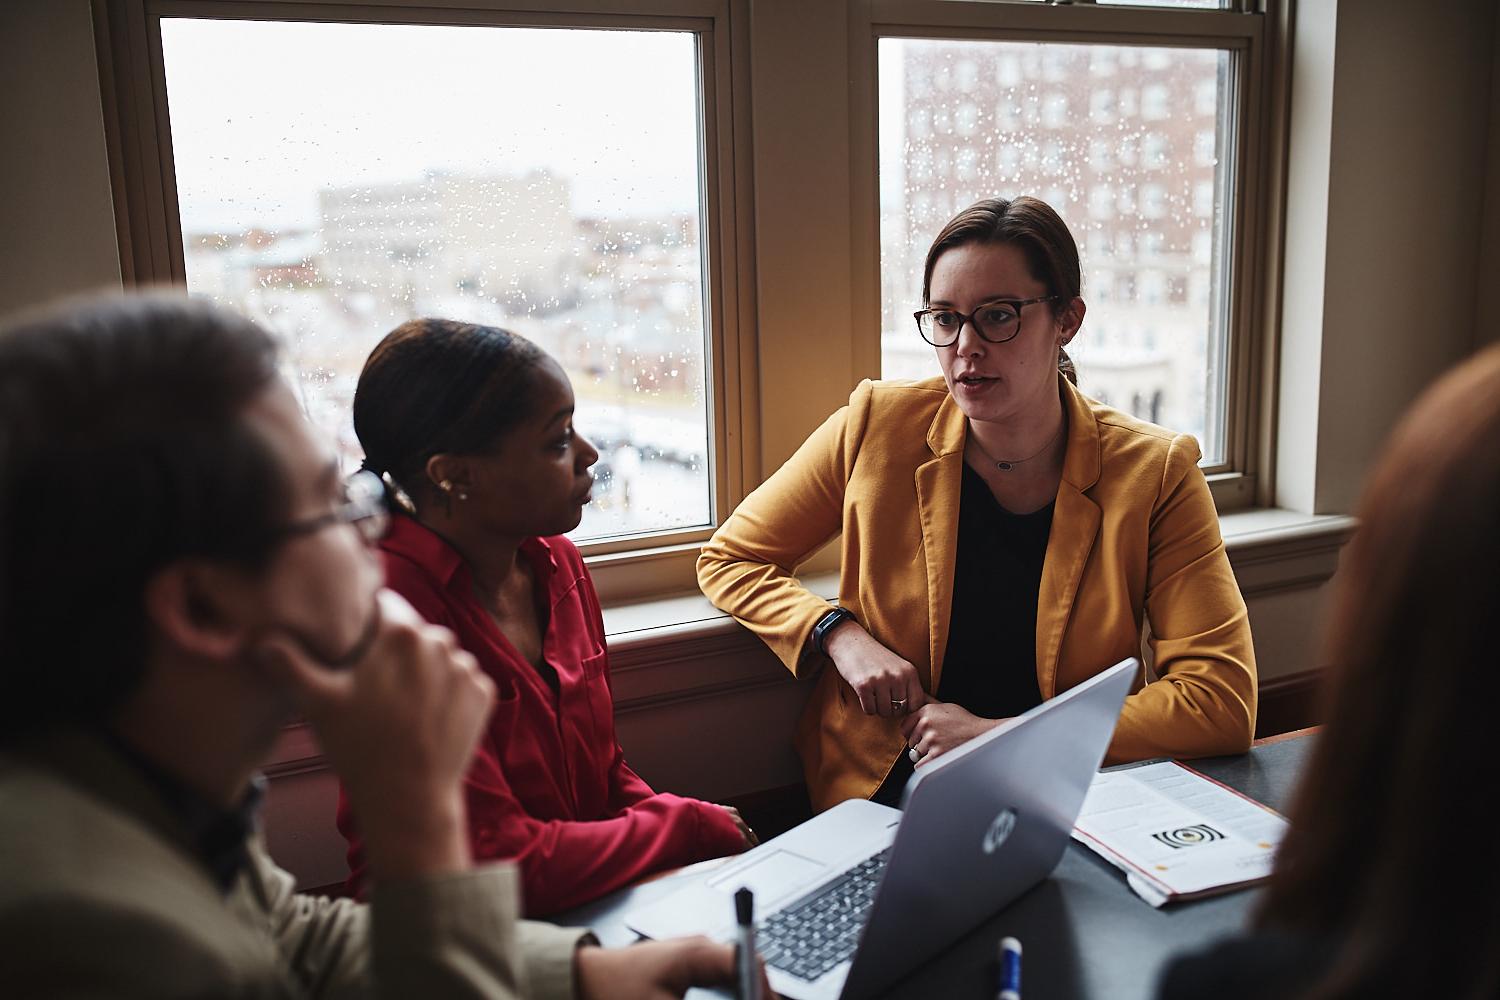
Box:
[553,734,1313,1000]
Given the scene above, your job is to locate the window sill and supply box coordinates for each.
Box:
[602,507,1356,666]
[273,507,1354,759]
[1218,507,1356,554]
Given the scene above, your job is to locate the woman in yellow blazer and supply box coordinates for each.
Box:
[698,196,1256,811]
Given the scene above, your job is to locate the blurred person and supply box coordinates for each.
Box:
[699,196,1256,810]
[0,294,755,1000]
[344,319,754,916]
[1158,343,1500,999]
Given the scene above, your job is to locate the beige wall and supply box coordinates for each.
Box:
[1278,0,1498,515]
[749,1,856,477]
[0,0,121,315]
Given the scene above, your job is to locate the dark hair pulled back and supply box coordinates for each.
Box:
[353,318,545,506]
[922,195,1082,384]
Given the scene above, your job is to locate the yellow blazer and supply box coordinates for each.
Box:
[699,376,1257,811]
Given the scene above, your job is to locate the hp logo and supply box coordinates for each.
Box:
[982,807,1018,855]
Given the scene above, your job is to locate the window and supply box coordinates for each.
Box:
[1142,132,1170,170]
[160,19,711,544]
[880,38,1230,458]
[99,0,1285,602]
[96,0,753,596]
[863,0,1282,499]
[1043,93,1070,130]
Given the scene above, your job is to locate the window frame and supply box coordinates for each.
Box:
[847,0,1290,511]
[94,0,1292,608]
[92,0,760,602]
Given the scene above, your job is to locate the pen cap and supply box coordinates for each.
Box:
[735,887,754,926]
[998,936,1022,1000]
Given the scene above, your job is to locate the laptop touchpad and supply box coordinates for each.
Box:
[708,850,825,904]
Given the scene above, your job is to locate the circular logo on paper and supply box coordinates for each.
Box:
[982,808,1019,855]
[1150,824,1225,850]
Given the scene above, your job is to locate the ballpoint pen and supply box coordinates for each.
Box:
[735,887,762,1000]
[998,936,1022,1000]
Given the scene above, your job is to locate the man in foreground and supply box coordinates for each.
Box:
[0,294,744,998]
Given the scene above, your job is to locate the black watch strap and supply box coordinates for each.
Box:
[811,607,856,655]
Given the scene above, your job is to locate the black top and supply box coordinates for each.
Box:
[874,463,1052,806]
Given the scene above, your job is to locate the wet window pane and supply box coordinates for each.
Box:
[961,0,1232,5]
[162,19,712,541]
[879,38,1232,465]
[1102,0,1228,8]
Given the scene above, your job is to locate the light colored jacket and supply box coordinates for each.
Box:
[699,376,1257,811]
[0,730,589,999]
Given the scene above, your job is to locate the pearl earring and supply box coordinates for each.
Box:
[439,479,453,493]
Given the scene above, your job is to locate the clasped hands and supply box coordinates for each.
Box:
[900,701,1003,766]
[822,618,1001,766]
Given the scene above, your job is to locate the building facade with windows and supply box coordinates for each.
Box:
[880,40,1228,447]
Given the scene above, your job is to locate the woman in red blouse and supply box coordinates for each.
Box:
[337,318,754,915]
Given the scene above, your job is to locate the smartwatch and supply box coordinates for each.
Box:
[811,606,856,655]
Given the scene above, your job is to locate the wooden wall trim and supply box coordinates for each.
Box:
[1255,667,1323,740]
[279,667,1326,782]
[724,782,812,842]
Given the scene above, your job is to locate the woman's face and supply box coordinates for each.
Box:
[928,241,1082,427]
[462,357,600,538]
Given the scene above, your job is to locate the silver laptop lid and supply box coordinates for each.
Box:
[838,657,1138,999]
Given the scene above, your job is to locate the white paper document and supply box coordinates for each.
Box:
[1071,760,1288,907]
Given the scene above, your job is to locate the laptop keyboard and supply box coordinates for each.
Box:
[757,847,892,983]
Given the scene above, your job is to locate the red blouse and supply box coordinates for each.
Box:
[336,515,746,915]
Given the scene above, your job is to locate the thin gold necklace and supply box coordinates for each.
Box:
[968,420,1066,471]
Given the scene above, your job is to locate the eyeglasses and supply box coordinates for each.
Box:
[913,295,1057,348]
[276,470,390,545]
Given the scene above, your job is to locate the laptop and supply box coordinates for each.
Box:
[625,657,1137,1000]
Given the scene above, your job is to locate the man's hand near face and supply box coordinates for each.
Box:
[255,589,777,999]
[256,589,494,880]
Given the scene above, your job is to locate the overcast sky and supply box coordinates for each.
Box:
[161,18,703,232]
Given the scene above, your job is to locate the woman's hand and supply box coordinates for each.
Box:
[717,804,759,849]
[900,701,1005,766]
[822,620,927,718]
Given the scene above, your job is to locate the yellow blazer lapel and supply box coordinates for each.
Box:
[916,395,967,692]
[1036,379,1103,699]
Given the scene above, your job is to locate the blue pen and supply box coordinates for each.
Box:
[735,887,761,1000]
[998,936,1022,1000]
